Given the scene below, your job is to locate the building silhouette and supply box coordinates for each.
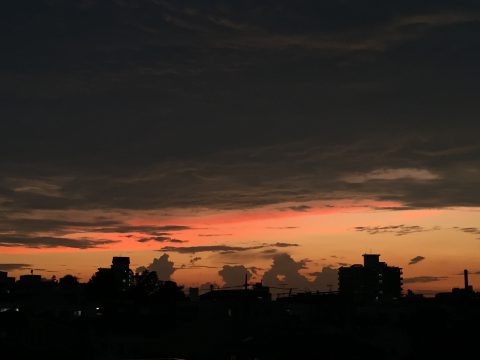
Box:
[0,271,15,295]
[18,274,42,284]
[338,254,402,301]
[91,256,134,295]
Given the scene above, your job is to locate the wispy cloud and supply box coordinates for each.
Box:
[278,205,312,212]
[343,168,440,183]
[403,276,447,283]
[160,242,300,254]
[198,233,233,237]
[355,225,439,236]
[266,226,298,230]
[137,236,188,243]
[0,235,119,249]
[0,263,32,271]
[408,256,426,265]
[454,227,480,239]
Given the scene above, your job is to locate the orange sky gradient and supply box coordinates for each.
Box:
[1,200,479,295]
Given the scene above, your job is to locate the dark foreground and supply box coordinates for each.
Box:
[2,289,480,360]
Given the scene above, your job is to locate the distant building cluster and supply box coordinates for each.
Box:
[2,253,478,311]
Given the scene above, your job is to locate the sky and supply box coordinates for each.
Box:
[1,0,480,294]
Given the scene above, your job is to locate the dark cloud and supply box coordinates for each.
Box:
[403,276,448,283]
[0,218,121,234]
[136,254,175,281]
[409,256,426,265]
[1,0,480,243]
[0,263,31,271]
[91,225,192,234]
[160,242,299,254]
[0,235,119,249]
[137,236,188,243]
[160,245,264,254]
[262,253,311,290]
[218,265,252,288]
[198,233,233,237]
[190,256,202,265]
[179,264,218,270]
[310,267,339,292]
[261,249,278,254]
[355,225,438,236]
[138,236,170,243]
[169,238,188,243]
[0,218,192,250]
[279,205,312,212]
[455,227,480,239]
[272,242,299,248]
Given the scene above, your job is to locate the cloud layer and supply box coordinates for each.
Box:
[1,0,480,253]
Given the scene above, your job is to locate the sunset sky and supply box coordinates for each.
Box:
[2,0,480,294]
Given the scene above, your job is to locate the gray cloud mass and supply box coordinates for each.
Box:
[1,0,479,246]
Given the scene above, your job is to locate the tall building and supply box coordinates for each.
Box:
[111,256,133,291]
[92,257,134,293]
[339,254,402,301]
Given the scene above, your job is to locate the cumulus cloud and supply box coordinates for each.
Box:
[136,254,175,281]
[409,256,426,265]
[310,267,339,292]
[218,265,252,288]
[262,253,311,290]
